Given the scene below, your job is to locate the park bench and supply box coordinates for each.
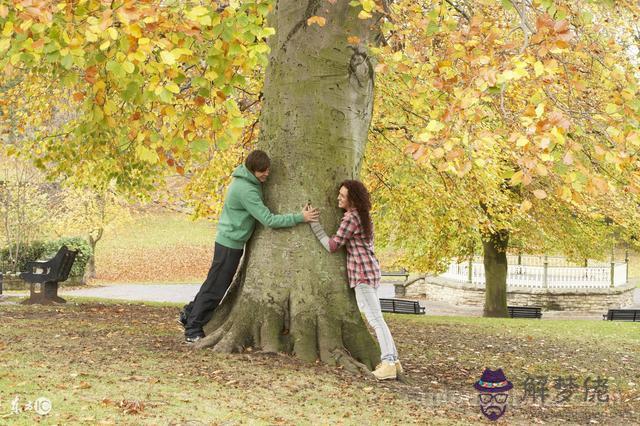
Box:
[602,309,640,322]
[380,298,425,315]
[507,306,542,319]
[381,269,419,297]
[20,245,77,305]
[381,269,409,281]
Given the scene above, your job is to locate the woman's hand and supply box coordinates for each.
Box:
[302,203,320,222]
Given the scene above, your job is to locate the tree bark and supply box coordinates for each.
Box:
[83,228,102,283]
[482,229,509,317]
[198,0,380,371]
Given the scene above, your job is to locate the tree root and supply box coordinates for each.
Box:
[331,348,372,375]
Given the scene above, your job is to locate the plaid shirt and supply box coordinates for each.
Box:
[328,209,381,288]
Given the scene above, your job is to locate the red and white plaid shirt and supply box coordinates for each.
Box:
[328,209,381,288]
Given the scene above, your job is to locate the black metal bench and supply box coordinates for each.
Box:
[380,298,425,315]
[20,245,77,305]
[507,306,542,319]
[603,309,640,322]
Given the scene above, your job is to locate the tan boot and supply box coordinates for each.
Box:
[372,361,397,380]
[396,360,404,375]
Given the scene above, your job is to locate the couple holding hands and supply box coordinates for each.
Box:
[179,150,401,381]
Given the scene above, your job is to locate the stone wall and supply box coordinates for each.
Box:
[402,276,636,312]
[1,275,83,291]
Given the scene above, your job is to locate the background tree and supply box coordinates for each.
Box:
[52,185,131,281]
[364,0,640,316]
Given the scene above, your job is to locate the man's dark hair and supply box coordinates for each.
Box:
[245,150,271,173]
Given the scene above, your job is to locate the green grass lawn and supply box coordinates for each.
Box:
[1,299,638,425]
[100,213,214,252]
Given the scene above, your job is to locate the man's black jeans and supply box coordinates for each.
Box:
[184,242,244,338]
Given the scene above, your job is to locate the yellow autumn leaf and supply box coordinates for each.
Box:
[426,120,445,132]
[558,186,572,201]
[2,21,14,37]
[107,27,118,40]
[307,16,326,27]
[189,6,209,17]
[122,61,135,74]
[533,189,547,199]
[85,30,98,42]
[535,163,548,176]
[129,24,142,39]
[534,61,544,77]
[511,170,523,185]
[358,10,373,19]
[361,0,376,12]
[165,82,180,94]
[160,50,176,65]
[520,200,533,212]
[99,40,111,51]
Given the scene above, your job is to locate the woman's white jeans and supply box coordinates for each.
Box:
[354,283,398,362]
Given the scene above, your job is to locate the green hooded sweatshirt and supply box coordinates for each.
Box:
[215,164,304,249]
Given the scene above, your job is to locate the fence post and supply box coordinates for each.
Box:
[543,255,548,289]
[625,249,629,285]
[467,258,473,284]
[610,250,615,288]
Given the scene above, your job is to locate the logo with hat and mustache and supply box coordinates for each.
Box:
[474,368,513,421]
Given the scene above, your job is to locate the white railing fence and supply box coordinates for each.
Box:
[441,255,629,290]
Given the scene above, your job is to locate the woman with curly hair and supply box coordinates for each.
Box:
[306,180,401,380]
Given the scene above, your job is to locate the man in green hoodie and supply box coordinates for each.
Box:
[181,150,319,343]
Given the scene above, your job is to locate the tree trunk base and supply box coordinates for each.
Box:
[194,264,380,372]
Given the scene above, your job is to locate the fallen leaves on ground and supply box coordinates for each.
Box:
[0,302,638,424]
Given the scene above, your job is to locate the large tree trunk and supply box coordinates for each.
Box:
[198,1,380,371]
[482,229,509,317]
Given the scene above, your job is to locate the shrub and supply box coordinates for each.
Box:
[0,241,47,273]
[0,237,92,279]
[41,237,92,279]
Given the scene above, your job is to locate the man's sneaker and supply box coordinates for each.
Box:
[372,361,397,380]
[184,335,203,344]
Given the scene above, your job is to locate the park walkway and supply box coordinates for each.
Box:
[4,283,639,320]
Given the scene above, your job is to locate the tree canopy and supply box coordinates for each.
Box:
[2,0,640,270]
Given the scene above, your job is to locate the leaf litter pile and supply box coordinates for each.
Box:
[0,302,638,425]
